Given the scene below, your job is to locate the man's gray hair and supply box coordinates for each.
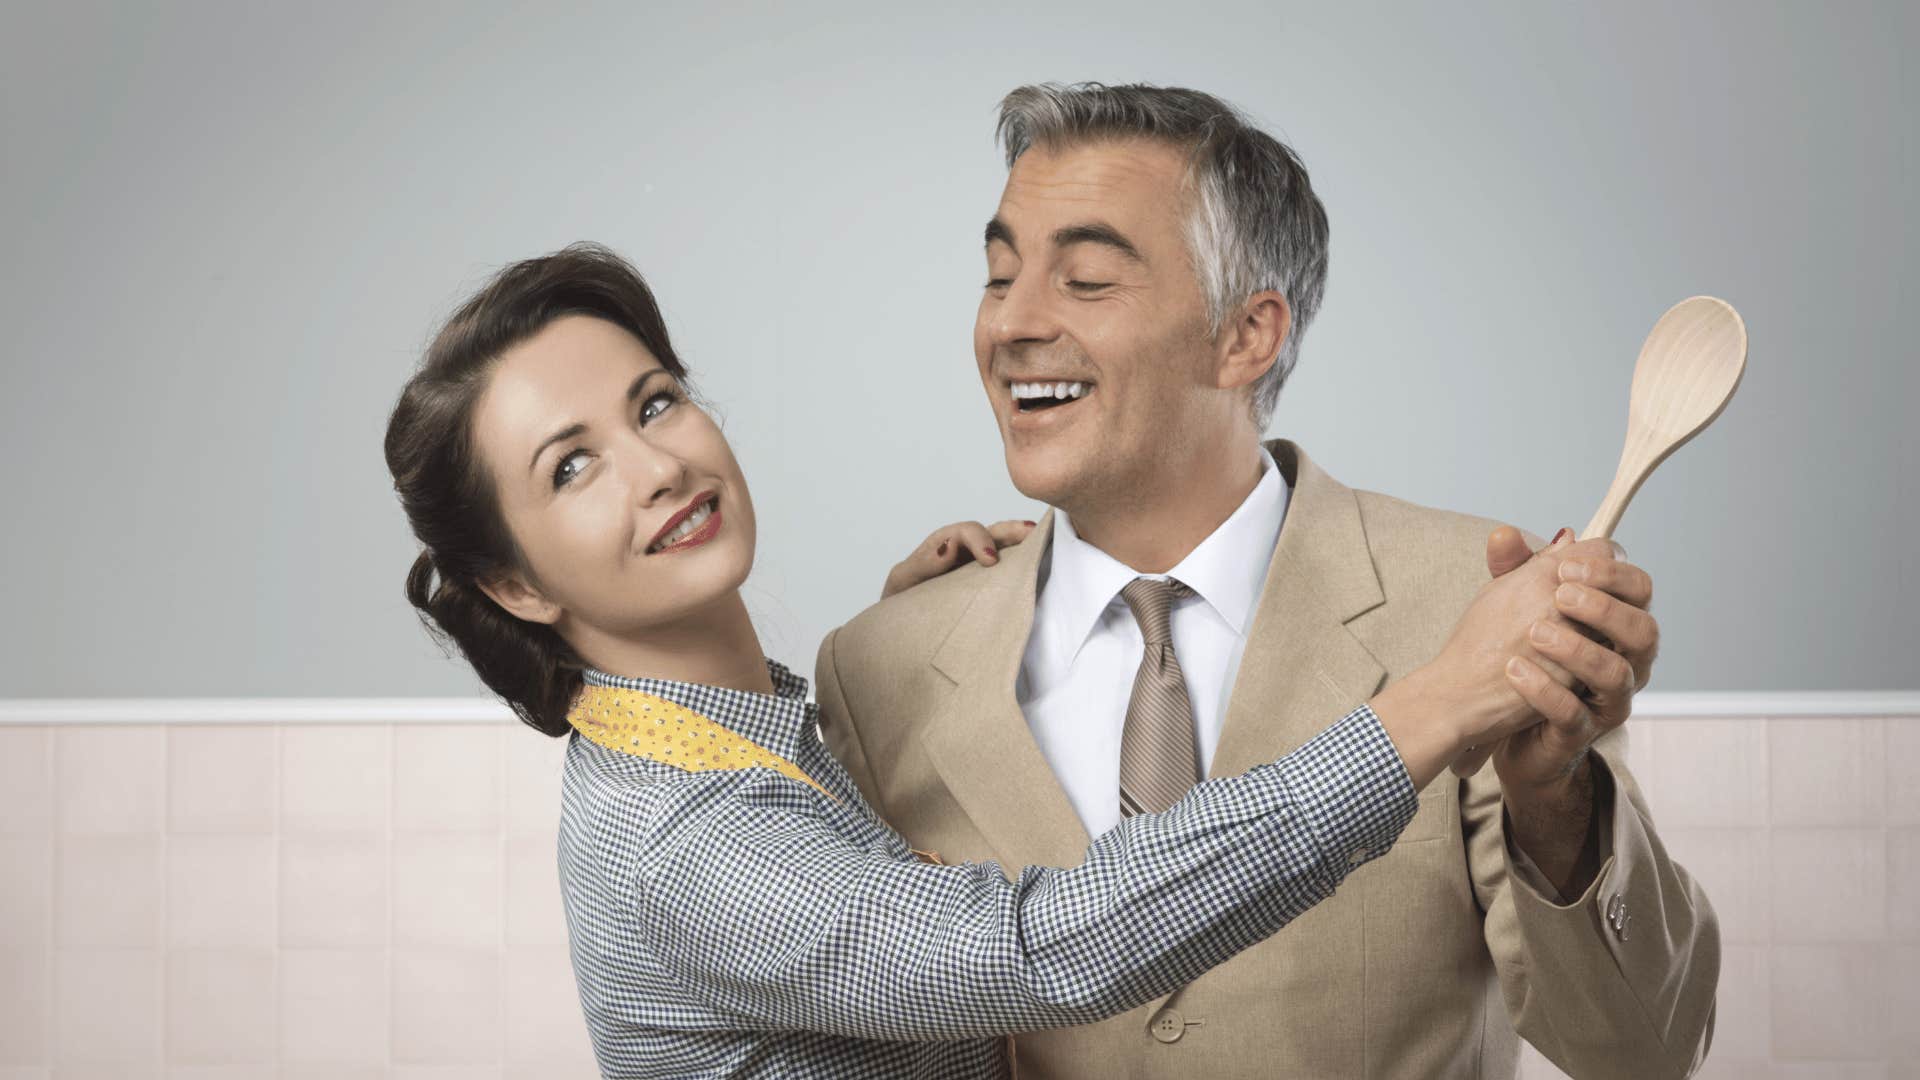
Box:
[996,82,1329,428]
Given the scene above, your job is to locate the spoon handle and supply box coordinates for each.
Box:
[1582,425,1658,542]
[1582,484,1632,543]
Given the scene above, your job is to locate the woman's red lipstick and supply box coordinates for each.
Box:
[647,491,722,555]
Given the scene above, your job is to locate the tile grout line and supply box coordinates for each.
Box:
[1875,714,1891,1063]
[160,725,170,1070]
[1761,714,1776,1067]
[387,720,397,1076]
[42,726,55,1071]
[271,721,283,1074]
[500,721,510,1072]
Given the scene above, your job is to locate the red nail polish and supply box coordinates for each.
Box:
[936,540,948,557]
[1552,528,1573,545]
[985,546,997,558]
[1023,520,1036,527]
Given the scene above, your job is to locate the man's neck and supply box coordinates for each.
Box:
[566,590,775,693]
[1064,441,1269,573]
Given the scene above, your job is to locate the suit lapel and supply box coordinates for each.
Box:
[1209,440,1390,779]
[919,511,1093,871]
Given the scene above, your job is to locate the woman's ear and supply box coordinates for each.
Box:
[476,571,563,626]
[1215,289,1292,393]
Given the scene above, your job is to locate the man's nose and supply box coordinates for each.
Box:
[986,275,1061,348]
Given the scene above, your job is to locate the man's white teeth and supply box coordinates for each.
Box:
[1010,381,1090,400]
[653,500,713,552]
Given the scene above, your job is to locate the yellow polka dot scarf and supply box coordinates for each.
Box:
[566,682,944,865]
[568,682,839,799]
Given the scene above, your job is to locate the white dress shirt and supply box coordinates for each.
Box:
[1018,451,1290,837]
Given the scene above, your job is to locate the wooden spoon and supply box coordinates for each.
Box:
[1581,296,1749,541]
[1453,296,1746,779]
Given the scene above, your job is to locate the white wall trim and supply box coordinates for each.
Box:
[0,691,1916,725]
[1624,691,1920,717]
[0,698,519,725]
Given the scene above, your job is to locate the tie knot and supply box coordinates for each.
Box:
[1119,577,1191,646]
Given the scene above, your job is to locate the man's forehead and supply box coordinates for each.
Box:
[993,139,1186,234]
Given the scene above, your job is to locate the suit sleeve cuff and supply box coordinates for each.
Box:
[1502,752,1631,923]
[1503,756,1617,906]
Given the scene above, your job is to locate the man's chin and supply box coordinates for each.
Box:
[1003,447,1086,508]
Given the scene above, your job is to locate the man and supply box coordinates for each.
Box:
[816,83,1717,1079]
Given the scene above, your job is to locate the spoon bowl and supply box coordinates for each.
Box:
[1582,296,1748,541]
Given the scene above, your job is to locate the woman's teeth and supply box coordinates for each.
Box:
[1010,381,1090,409]
[651,499,714,553]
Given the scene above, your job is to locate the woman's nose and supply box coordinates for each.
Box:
[618,436,689,507]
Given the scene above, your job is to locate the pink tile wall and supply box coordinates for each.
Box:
[1518,714,1920,1080]
[0,720,595,1079]
[1,712,1915,1078]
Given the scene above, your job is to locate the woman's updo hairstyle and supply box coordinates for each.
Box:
[383,242,690,737]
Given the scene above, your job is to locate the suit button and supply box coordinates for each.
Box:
[1150,1008,1185,1044]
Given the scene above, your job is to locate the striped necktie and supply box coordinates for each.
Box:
[1117,576,1199,817]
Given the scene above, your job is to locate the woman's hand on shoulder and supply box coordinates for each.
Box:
[880,519,1037,599]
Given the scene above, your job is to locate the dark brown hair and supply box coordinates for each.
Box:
[383,242,690,737]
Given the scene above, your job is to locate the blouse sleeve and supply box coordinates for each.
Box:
[620,702,1419,1041]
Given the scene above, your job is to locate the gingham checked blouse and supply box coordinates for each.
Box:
[556,659,1419,1079]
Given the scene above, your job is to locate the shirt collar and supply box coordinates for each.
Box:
[1039,450,1289,662]
[578,658,814,760]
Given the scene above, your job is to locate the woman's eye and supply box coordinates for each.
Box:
[1066,280,1111,292]
[552,449,589,490]
[984,277,1012,290]
[639,390,676,424]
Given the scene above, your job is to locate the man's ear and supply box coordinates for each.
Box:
[1215,289,1292,393]
[475,571,563,626]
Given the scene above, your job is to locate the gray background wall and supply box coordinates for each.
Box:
[2,0,1912,698]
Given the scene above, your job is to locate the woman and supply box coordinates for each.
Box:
[384,243,1631,1079]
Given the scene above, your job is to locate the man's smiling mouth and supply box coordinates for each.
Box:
[1010,380,1093,412]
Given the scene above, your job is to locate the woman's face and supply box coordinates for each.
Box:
[470,314,755,645]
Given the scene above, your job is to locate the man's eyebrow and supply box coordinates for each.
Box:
[1052,222,1146,264]
[526,367,671,475]
[984,217,1016,252]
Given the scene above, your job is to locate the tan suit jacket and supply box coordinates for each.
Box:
[815,439,1719,1079]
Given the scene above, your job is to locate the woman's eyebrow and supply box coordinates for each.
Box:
[525,367,671,475]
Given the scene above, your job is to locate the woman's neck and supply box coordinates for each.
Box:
[567,589,774,693]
